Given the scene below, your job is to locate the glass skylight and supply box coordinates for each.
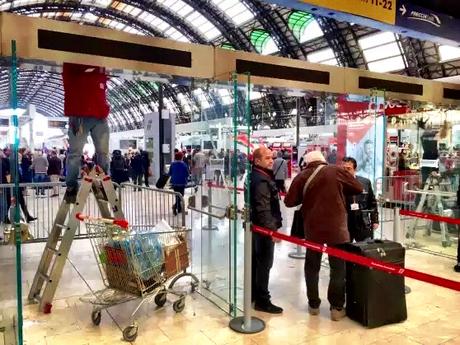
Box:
[359,32,406,73]
[288,11,323,43]
[217,89,233,105]
[211,0,254,26]
[177,93,192,113]
[159,0,222,40]
[359,31,396,50]
[307,48,339,66]
[250,30,279,55]
[193,88,211,109]
[439,45,460,63]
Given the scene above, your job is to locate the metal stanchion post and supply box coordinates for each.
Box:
[288,245,306,259]
[289,206,305,259]
[229,208,265,333]
[394,207,411,294]
[202,182,218,231]
[393,207,401,243]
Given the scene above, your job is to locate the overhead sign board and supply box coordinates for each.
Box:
[300,0,396,24]
[265,0,460,46]
[395,1,460,44]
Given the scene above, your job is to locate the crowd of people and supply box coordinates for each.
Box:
[0,147,67,224]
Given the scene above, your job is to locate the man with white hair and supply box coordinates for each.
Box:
[285,150,362,321]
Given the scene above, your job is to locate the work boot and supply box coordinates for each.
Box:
[254,300,283,314]
[26,216,37,223]
[308,306,320,316]
[454,263,460,273]
[330,308,346,321]
[64,186,79,204]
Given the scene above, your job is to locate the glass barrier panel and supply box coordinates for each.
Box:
[0,40,22,345]
[184,74,247,315]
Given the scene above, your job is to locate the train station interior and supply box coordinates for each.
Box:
[1,0,460,344]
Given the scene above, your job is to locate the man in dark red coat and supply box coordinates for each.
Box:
[285,151,362,321]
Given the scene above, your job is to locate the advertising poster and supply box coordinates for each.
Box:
[337,94,385,186]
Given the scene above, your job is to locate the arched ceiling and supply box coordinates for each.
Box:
[0,0,459,130]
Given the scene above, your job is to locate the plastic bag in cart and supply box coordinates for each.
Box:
[108,232,164,281]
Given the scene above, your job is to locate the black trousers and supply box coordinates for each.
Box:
[5,187,32,221]
[143,172,150,187]
[304,246,346,309]
[252,232,274,303]
[275,179,286,193]
[172,186,185,213]
[349,224,372,242]
[133,174,143,190]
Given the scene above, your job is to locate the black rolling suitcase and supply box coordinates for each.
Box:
[345,239,407,328]
[155,174,170,189]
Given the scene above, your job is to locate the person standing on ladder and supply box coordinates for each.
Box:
[62,63,110,203]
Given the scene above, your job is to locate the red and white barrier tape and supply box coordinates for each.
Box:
[252,225,460,292]
[400,209,460,226]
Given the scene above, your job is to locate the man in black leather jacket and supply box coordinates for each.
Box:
[342,157,379,241]
[250,146,283,314]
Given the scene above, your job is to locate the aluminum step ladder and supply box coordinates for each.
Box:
[28,168,124,312]
[407,174,452,247]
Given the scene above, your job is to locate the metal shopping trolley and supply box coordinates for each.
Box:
[77,214,198,342]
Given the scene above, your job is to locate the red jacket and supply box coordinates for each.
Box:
[62,63,110,119]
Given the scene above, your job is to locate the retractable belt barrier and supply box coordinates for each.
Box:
[207,182,244,192]
[252,225,460,292]
[207,182,286,197]
[400,209,460,225]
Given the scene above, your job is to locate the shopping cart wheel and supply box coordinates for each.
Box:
[154,290,167,307]
[123,325,138,342]
[173,298,185,313]
[91,310,101,326]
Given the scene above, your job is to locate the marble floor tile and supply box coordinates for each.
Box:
[2,191,460,345]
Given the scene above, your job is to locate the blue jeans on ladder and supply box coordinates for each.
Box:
[66,117,109,189]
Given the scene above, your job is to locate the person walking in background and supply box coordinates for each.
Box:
[327,149,337,164]
[141,150,151,187]
[192,148,206,188]
[341,156,379,242]
[32,151,49,197]
[130,151,144,191]
[110,150,129,187]
[169,151,189,216]
[251,146,283,314]
[272,151,288,193]
[285,151,362,321]
[20,148,33,184]
[2,147,36,223]
[47,150,62,197]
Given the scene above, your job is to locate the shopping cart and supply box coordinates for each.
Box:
[77,214,198,342]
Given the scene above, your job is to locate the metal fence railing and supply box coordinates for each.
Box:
[119,183,186,229]
[0,182,185,243]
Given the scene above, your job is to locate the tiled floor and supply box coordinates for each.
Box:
[1,184,460,344]
[0,236,459,345]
